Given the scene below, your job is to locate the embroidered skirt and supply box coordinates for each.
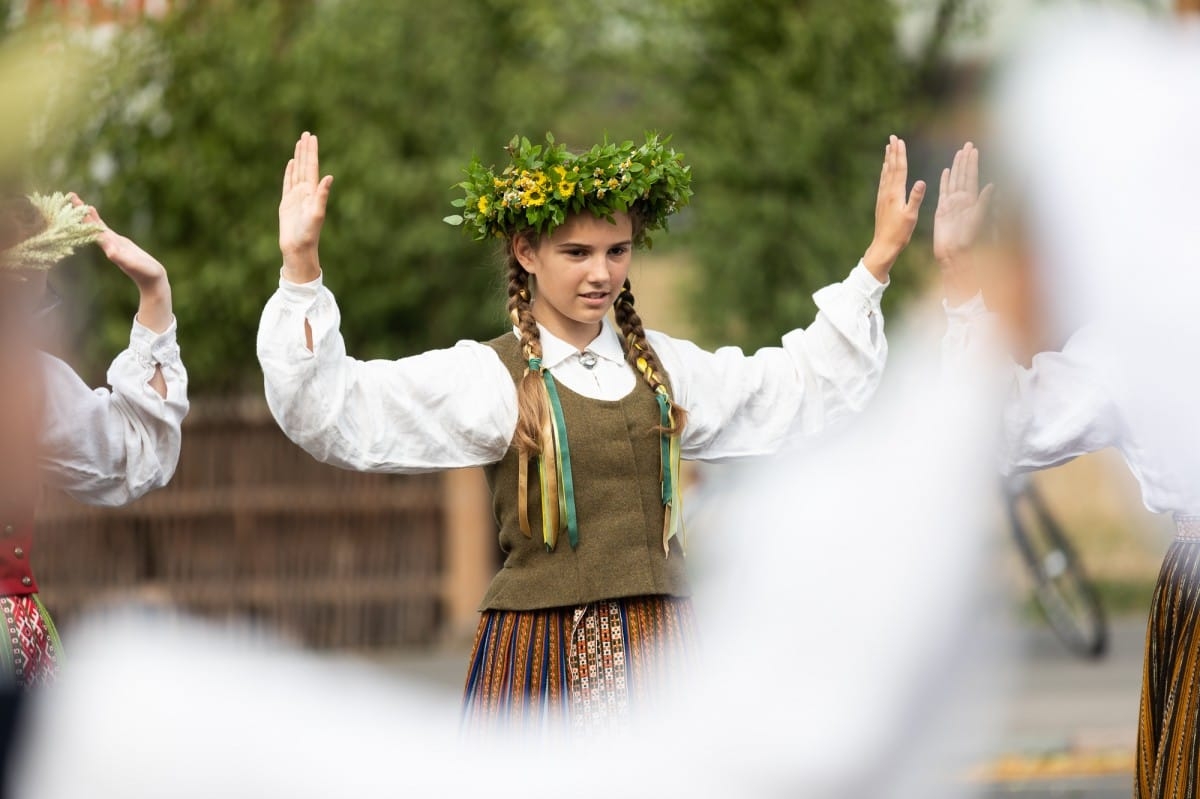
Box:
[0,595,61,689]
[461,594,696,734]
[1136,517,1200,798]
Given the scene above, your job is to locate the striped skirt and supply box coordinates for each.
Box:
[461,594,696,734]
[1137,518,1200,798]
[0,595,61,689]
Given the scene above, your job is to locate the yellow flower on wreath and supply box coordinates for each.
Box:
[522,186,547,207]
[477,196,491,214]
[556,179,576,198]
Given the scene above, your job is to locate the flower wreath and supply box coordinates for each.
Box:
[445,132,692,247]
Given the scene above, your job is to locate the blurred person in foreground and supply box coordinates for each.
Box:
[0,192,188,688]
[936,10,1200,797]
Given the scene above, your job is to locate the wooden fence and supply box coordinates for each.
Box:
[34,398,496,650]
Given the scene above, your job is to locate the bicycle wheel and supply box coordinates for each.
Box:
[1005,477,1109,659]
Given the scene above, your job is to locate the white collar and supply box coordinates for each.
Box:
[509,316,628,370]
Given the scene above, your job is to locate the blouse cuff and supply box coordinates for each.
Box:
[943,291,988,322]
[277,268,324,300]
[848,260,889,302]
[129,316,181,369]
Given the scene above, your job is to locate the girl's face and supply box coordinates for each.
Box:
[513,212,634,348]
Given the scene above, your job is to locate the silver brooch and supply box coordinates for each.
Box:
[579,351,598,369]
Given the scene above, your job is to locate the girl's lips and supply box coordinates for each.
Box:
[579,291,610,307]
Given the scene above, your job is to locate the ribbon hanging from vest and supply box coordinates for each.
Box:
[516,357,684,556]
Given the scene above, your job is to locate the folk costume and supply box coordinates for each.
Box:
[0,193,188,688]
[257,135,892,730]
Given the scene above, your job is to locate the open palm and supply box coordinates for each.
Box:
[933,142,994,263]
[279,132,334,261]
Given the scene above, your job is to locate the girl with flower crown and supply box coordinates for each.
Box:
[0,192,188,687]
[258,131,925,730]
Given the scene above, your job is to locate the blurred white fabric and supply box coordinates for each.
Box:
[11,316,1006,799]
[989,10,1200,514]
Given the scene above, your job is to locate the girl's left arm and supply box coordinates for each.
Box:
[658,135,923,461]
[652,261,887,461]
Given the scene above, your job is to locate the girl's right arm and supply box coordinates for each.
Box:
[256,278,516,472]
[260,133,516,472]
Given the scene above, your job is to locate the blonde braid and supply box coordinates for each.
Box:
[506,251,550,456]
[614,278,687,435]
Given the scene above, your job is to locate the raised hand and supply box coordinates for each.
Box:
[279,131,334,284]
[69,193,171,397]
[933,142,994,265]
[863,135,927,282]
[69,193,173,335]
[934,142,994,305]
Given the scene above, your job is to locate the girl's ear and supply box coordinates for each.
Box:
[512,233,539,275]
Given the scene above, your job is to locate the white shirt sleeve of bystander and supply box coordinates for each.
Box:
[940,292,1122,474]
[39,317,190,506]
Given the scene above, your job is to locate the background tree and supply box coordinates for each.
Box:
[25,0,974,389]
[679,0,926,350]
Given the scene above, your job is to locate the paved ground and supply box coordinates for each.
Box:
[377,616,1148,798]
[974,616,1144,798]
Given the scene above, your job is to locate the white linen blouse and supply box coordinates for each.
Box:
[944,294,1200,515]
[256,261,890,471]
[40,318,189,506]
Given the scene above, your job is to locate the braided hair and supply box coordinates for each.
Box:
[506,248,553,456]
[505,210,686,459]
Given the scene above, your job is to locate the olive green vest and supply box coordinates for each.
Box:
[479,333,690,611]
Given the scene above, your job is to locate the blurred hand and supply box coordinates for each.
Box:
[70,193,173,334]
[279,132,333,284]
[862,135,926,282]
[933,142,994,264]
[934,142,994,304]
[69,193,171,397]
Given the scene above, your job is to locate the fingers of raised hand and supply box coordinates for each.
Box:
[305,133,320,186]
[282,158,296,196]
[315,175,333,211]
[950,147,964,193]
[906,179,927,214]
[976,183,996,218]
[965,144,979,196]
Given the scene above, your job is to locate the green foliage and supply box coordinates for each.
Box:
[450,132,692,247]
[23,0,968,388]
[679,0,923,350]
[31,0,567,390]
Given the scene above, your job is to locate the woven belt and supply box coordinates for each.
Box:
[1176,515,1200,542]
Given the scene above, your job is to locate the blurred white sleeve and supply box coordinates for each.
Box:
[256,271,516,472]
[653,261,888,461]
[942,294,1121,474]
[39,318,189,506]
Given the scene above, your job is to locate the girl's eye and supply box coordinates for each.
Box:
[609,246,628,257]
[568,249,588,258]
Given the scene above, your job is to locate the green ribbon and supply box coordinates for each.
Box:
[655,392,674,505]
[532,359,579,549]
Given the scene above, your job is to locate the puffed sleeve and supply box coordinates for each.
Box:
[942,294,1122,473]
[652,261,889,462]
[256,271,517,473]
[39,317,189,506]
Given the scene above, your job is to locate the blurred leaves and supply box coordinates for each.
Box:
[680,0,930,350]
[14,0,964,388]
